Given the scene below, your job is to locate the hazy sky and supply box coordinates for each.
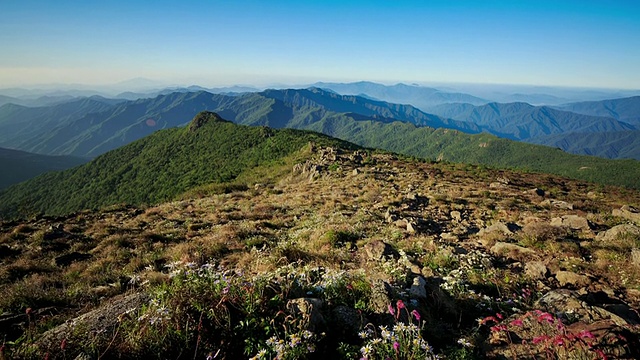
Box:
[1,0,639,89]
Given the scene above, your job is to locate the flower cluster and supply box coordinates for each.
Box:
[250,330,317,360]
[359,301,438,360]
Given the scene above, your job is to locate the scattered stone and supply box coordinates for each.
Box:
[450,211,461,222]
[550,215,592,231]
[612,205,640,224]
[596,224,640,243]
[478,222,518,237]
[555,271,590,288]
[406,221,416,234]
[409,276,427,299]
[490,242,536,260]
[363,241,399,261]
[525,261,548,280]
[287,298,325,332]
[352,168,360,175]
[440,232,458,242]
[528,188,545,197]
[541,199,574,210]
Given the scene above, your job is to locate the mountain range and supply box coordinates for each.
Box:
[0,147,86,189]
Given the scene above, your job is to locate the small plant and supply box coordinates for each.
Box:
[359,300,438,360]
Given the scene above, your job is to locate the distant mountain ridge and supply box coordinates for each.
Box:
[556,96,640,126]
[425,101,638,159]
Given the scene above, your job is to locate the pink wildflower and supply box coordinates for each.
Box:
[578,330,596,339]
[396,300,405,310]
[509,319,524,327]
[496,312,504,320]
[393,342,400,352]
[481,316,497,325]
[532,335,550,344]
[411,309,421,322]
[388,304,395,316]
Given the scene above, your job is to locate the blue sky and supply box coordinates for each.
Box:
[1,0,639,89]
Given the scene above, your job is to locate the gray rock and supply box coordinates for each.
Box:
[541,199,574,210]
[525,261,548,280]
[550,215,592,231]
[369,280,395,314]
[490,242,536,260]
[478,222,519,236]
[536,289,630,326]
[555,271,590,287]
[409,276,427,299]
[612,205,640,224]
[596,224,640,243]
[364,241,399,261]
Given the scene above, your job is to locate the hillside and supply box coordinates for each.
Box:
[1,135,640,359]
[557,96,640,126]
[0,147,87,189]
[0,112,357,219]
[528,131,640,160]
[424,102,634,141]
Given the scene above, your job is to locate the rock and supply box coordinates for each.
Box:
[489,182,507,189]
[528,188,545,197]
[612,205,640,224]
[536,289,630,326]
[632,249,640,267]
[490,242,536,260]
[352,168,360,175]
[596,224,640,243]
[550,215,592,231]
[525,261,548,280]
[541,199,573,210]
[286,298,325,332]
[33,292,149,355]
[364,241,399,261]
[369,280,395,314]
[54,252,92,267]
[409,276,427,299]
[331,305,367,338]
[555,271,590,288]
[406,221,416,234]
[478,222,519,236]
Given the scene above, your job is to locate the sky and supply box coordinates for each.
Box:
[1,0,639,90]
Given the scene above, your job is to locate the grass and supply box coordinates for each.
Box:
[1,145,640,359]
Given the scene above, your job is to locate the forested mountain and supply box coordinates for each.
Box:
[556,96,640,126]
[0,147,87,189]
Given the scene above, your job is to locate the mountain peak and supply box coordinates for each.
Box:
[188,111,228,132]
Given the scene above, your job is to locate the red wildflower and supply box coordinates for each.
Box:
[509,319,524,327]
[411,309,421,322]
[396,299,405,310]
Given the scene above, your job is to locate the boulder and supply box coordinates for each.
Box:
[478,222,519,237]
[596,224,640,243]
[612,205,640,224]
[550,215,592,231]
[490,242,536,261]
[541,199,573,210]
[409,276,427,299]
[536,289,630,326]
[555,271,590,288]
[331,305,367,338]
[524,261,548,280]
[369,280,395,314]
[363,241,399,261]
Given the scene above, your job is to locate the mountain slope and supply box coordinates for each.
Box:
[556,96,640,126]
[314,81,488,108]
[0,147,87,189]
[527,130,640,160]
[0,112,357,219]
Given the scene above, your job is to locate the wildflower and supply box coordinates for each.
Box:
[457,338,472,347]
[537,312,555,324]
[396,299,405,310]
[411,309,421,322]
[532,335,549,344]
[388,304,395,316]
[509,319,524,327]
[358,330,369,339]
[360,344,373,357]
[393,342,400,352]
[496,312,503,320]
[60,338,67,351]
